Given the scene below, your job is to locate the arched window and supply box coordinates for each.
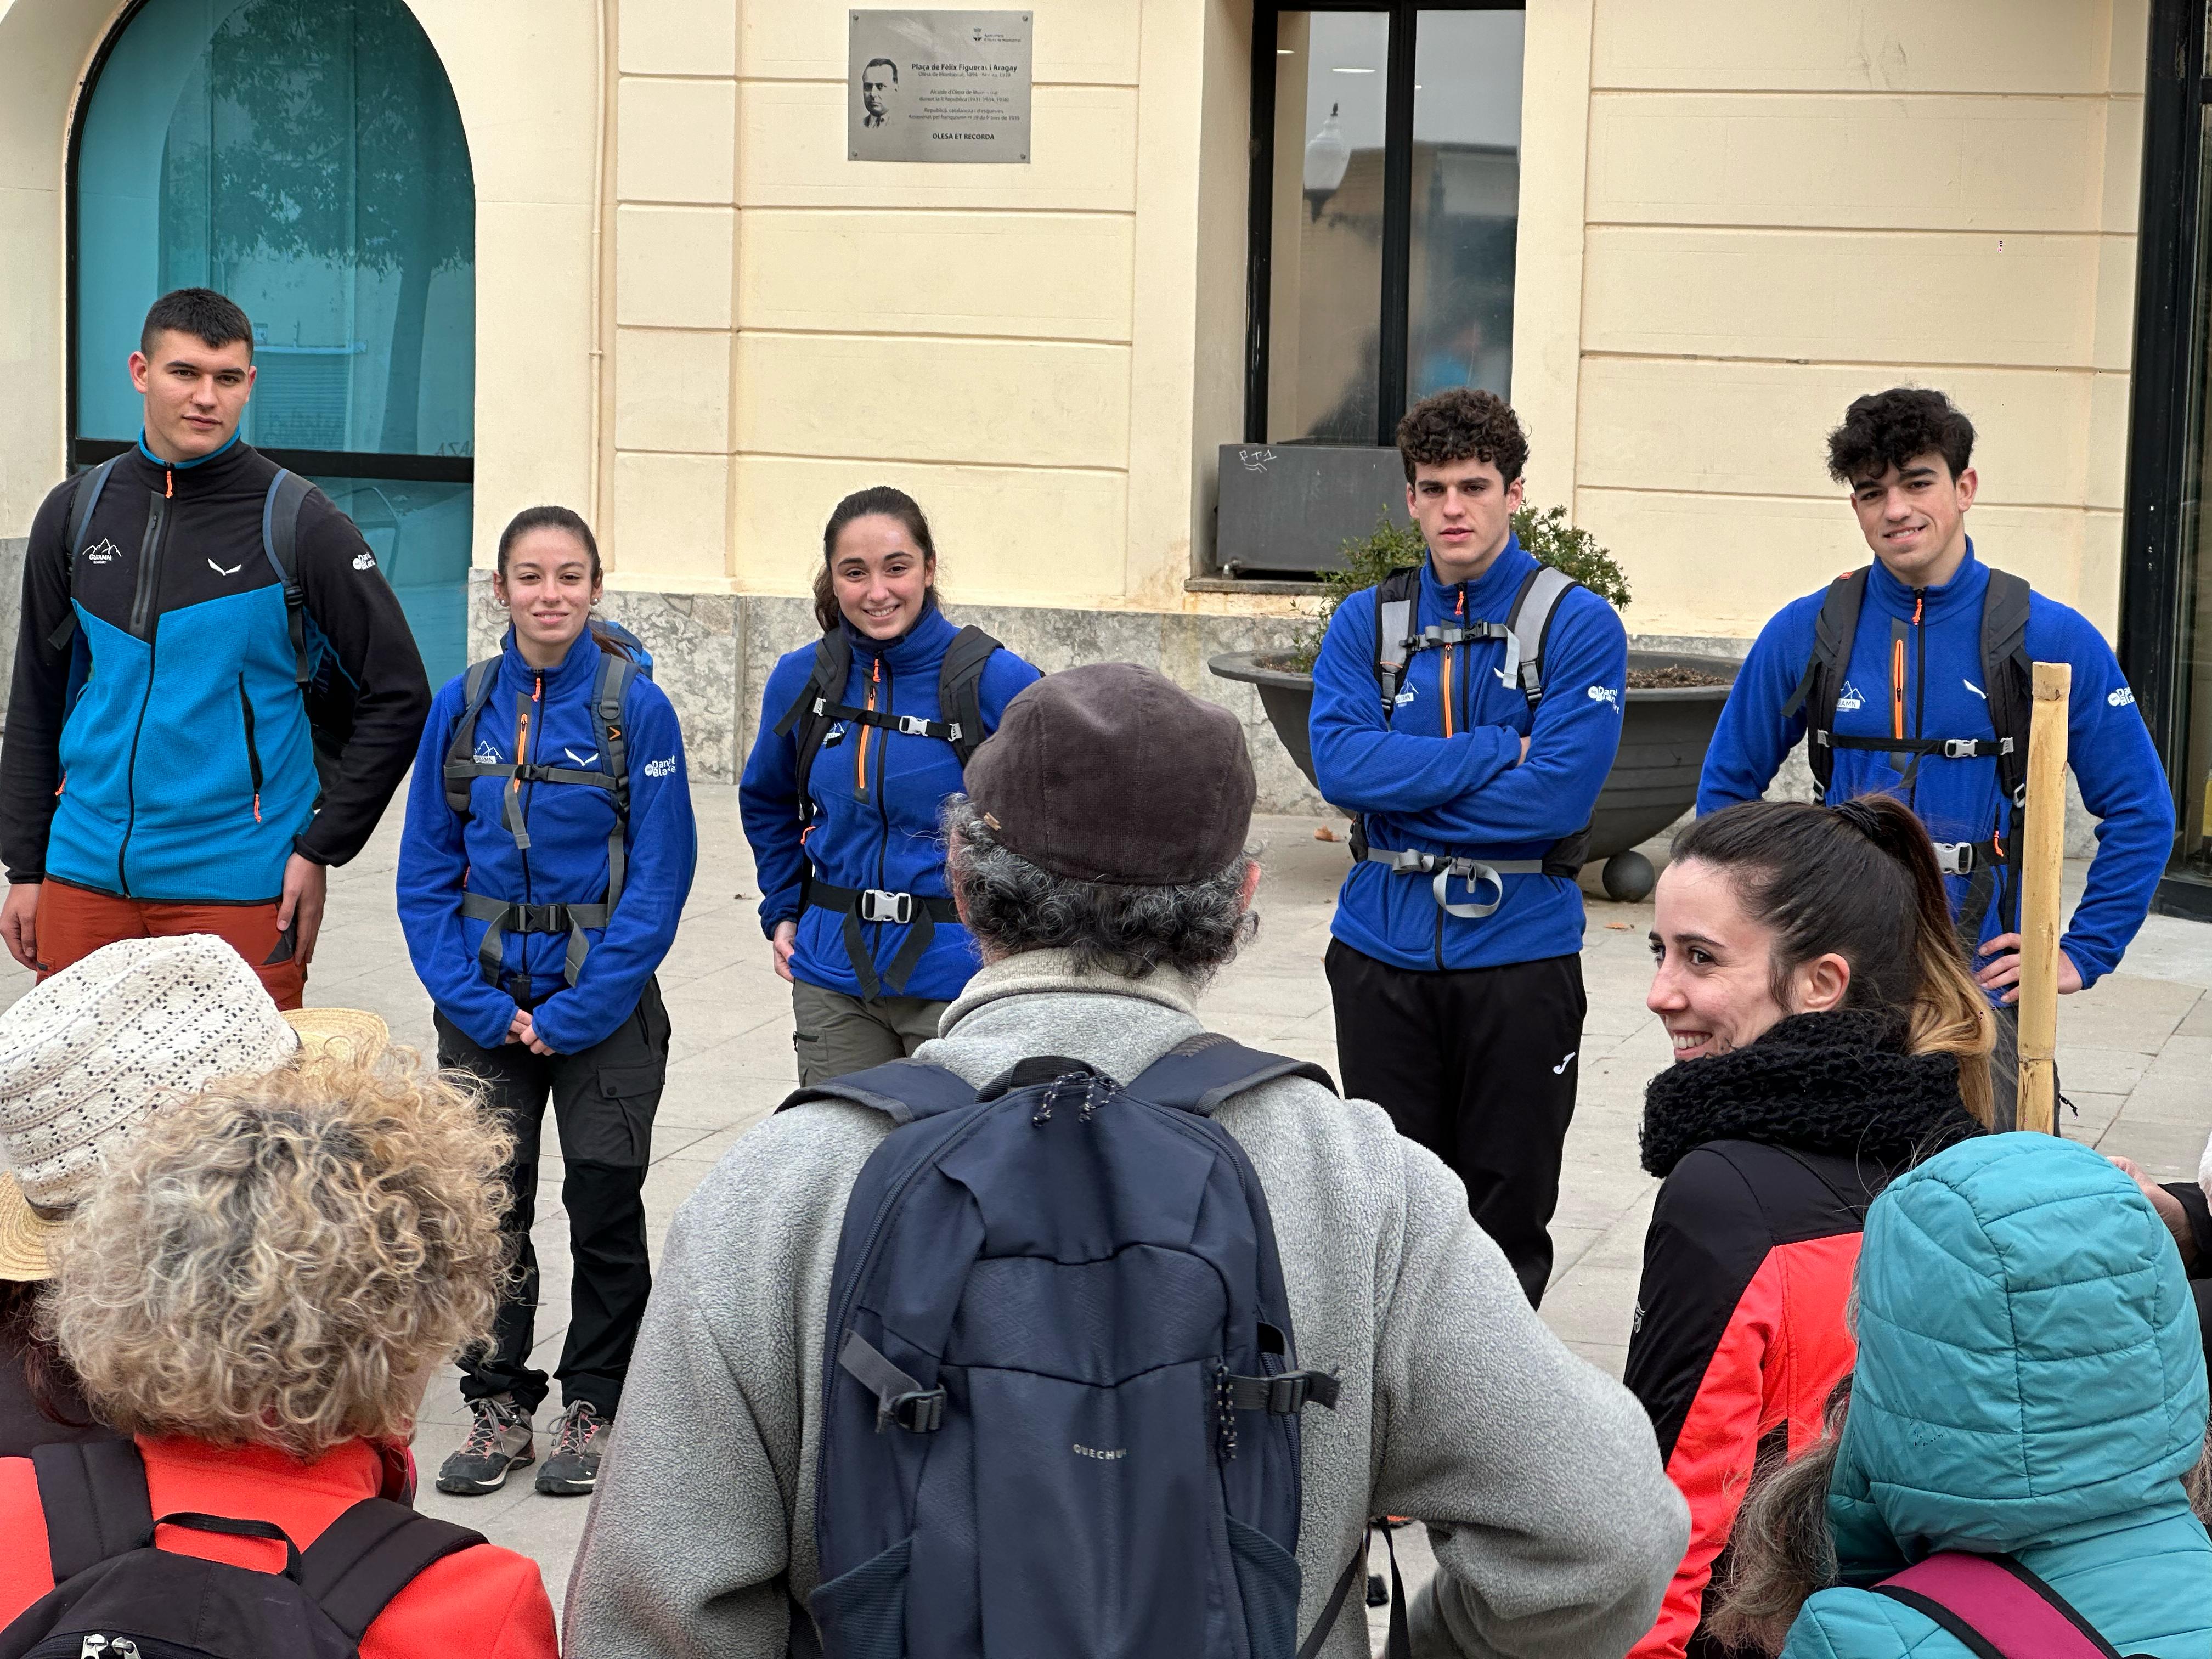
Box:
[71,0,476,682]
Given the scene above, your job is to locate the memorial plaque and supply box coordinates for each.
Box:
[849,11,1031,163]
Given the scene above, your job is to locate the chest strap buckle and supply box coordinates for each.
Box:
[858,889,915,925]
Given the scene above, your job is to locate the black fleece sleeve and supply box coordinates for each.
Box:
[289,491,432,867]
[2163,1181,2211,1277]
[1,481,83,882]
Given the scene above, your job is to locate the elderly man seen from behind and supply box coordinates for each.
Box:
[566,662,1687,1659]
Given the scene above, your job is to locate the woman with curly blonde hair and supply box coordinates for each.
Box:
[0,1049,557,1659]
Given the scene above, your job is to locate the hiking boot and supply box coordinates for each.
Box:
[437,1396,534,1496]
[535,1401,611,1496]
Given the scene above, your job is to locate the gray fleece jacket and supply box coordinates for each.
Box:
[564,952,1686,1658]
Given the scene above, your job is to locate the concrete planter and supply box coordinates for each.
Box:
[1207,648,1740,900]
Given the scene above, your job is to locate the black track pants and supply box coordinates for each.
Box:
[437,980,671,1418]
[1326,940,1585,1307]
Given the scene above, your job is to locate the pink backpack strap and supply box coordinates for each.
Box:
[1875,1554,2129,1659]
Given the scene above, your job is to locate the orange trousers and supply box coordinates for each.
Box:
[33,879,305,1009]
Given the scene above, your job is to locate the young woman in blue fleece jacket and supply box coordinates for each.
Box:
[1311,390,1628,1310]
[740,487,1039,1086]
[1699,389,2172,1128]
[397,504,697,1503]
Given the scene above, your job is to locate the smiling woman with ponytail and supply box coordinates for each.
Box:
[1621,795,1993,1659]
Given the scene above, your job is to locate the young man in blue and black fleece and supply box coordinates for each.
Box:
[1701,387,2173,1126]
[1312,390,1628,1306]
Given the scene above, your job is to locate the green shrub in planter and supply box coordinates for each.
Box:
[1284,506,1629,673]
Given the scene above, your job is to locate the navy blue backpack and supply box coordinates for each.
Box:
[782,1034,1392,1659]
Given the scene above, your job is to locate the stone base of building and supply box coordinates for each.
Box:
[469,572,2107,853]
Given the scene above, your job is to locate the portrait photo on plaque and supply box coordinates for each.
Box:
[848,10,1032,163]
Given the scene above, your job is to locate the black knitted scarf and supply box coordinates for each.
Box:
[1640,1009,1984,1180]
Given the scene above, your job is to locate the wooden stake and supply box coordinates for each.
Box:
[2015,661,2072,1134]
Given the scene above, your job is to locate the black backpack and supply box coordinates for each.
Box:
[771,623,1002,822]
[53,458,361,793]
[1355,562,1590,882]
[439,629,651,1003]
[1780,565,2033,939]
[0,1441,483,1659]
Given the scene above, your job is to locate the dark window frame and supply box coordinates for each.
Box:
[1242,0,1527,448]
[64,0,475,492]
[2119,0,2211,918]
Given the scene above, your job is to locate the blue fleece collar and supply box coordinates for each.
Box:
[843,602,957,673]
[499,623,605,698]
[1420,534,1536,616]
[1865,538,1987,623]
[136,427,241,469]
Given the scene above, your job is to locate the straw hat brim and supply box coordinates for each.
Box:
[281,1007,389,1061]
[0,1173,60,1283]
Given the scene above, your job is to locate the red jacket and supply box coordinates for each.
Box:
[0,1435,557,1659]
[1623,1140,1870,1659]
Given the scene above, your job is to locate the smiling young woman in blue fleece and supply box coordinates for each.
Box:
[397,504,696,1504]
[740,487,1039,1085]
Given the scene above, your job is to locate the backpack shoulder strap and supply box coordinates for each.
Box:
[1372,566,1422,715]
[936,624,1002,767]
[777,1057,978,1125]
[260,470,316,688]
[63,459,120,576]
[30,1439,154,1584]
[442,658,505,815]
[1780,567,1869,798]
[775,631,854,823]
[1979,569,2033,800]
[1874,1553,2123,1659]
[297,1497,487,1644]
[592,650,640,911]
[46,458,122,652]
[1504,563,1579,709]
[1126,1032,1338,1116]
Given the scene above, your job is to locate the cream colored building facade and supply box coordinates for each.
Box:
[0,0,2152,808]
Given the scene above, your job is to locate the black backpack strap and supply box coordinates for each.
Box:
[1970,568,2036,939]
[260,470,316,687]
[935,624,1002,767]
[30,1440,154,1584]
[1370,567,1421,718]
[1127,1032,1337,1116]
[776,631,855,826]
[1298,1522,1409,1659]
[592,651,639,915]
[442,658,505,815]
[46,458,122,652]
[298,1497,487,1644]
[777,1057,977,1124]
[1781,568,1869,799]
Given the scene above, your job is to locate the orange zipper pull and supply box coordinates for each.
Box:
[533,674,543,703]
[252,791,262,824]
[165,467,173,499]
[1914,594,1925,625]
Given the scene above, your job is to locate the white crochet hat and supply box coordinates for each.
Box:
[0,935,369,1282]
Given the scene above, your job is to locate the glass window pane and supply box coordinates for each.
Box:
[1267,10,1389,443]
[2172,106,2212,872]
[1408,10,1523,403]
[308,476,473,686]
[76,0,475,460]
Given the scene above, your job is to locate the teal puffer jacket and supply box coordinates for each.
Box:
[1782,1133,2212,1657]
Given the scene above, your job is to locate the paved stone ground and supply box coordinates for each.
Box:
[10,783,2209,1644]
